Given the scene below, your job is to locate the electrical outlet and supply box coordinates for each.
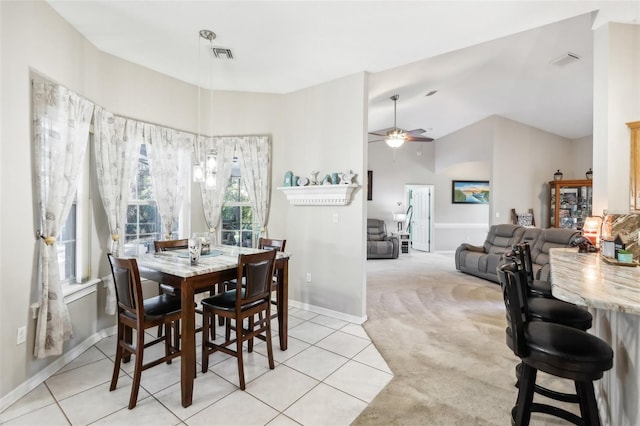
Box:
[17,326,26,345]
[332,213,339,224]
[306,272,312,283]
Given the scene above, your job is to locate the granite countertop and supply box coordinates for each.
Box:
[549,247,640,315]
[135,245,289,278]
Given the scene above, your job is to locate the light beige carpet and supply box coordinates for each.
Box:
[352,252,577,425]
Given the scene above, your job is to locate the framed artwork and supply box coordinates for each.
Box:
[367,170,373,200]
[452,180,490,204]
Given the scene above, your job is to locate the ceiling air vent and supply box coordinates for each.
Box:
[211,47,234,59]
[550,52,581,66]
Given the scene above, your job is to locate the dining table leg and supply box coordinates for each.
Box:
[180,281,195,407]
[277,260,288,350]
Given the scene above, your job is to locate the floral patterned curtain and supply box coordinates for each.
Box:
[32,79,94,358]
[145,124,192,239]
[199,136,235,244]
[237,136,271,238]
[93,107,143,314]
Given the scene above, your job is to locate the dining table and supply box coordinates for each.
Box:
[134,245,290,408]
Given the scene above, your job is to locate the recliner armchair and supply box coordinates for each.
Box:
[367,218,399,259]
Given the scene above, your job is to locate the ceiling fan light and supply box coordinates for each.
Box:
[385,134,405,148]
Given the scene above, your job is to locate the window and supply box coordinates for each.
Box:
[59,134,91,286]
[57,201,76,282]
[125,144,164,255]
[222,158,258,248]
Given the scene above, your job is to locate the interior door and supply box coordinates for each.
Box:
[407,185,433,252]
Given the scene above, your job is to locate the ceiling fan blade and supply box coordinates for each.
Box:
[406,135,434,142]
[368,127,396,137]
[405,128,427,136]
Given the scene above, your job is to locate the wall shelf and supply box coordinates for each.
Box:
[277,184,358,206]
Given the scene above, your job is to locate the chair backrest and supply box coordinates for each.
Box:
[107,254,143,317]
[367,218,387,241]
[497,261,530,358]
[154,239,189,252]
[483,224,525,254]
[258,237,286,252]
[235,249,277,306]
[530,228,580,266]
[511,242,535,282]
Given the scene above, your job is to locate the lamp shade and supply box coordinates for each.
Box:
[393,213,407,222]
[583,215,602,246]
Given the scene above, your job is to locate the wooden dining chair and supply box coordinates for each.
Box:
[107,254,182,409]
[258,238,286,321]
[154,238,189,297]
[154,238,217,341]
[225,237,286,313]
[200,249,277,389]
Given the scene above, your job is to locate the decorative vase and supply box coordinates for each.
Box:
[188,238,201,265]
[553,169,563,181]
[309,171,319,185]
[283,171,293,187]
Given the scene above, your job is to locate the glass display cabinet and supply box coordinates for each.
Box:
[548,179,593,229]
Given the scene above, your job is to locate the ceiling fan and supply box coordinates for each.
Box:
[368,94,433,147]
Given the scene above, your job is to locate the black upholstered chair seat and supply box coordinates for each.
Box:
[201,289,263,312]
[507,322,613,380]
[527,297,592,330]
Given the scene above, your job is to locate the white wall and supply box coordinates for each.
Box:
[425,115,578,251]
[367,139,435,231]
[593,23,640,214]
[276,73,368,319]
[492,116,576,229]
[432,117,493,250]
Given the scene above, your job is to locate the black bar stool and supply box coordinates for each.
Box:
[498,262,613,425]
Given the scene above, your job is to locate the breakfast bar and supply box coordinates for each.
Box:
[550,248,640,426]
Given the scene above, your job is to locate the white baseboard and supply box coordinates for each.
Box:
[0,326,116,412]
[288,300,367,325]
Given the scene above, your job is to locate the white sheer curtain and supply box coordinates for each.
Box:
[237,136,271,238]
[93,107,143,314]
[32,79,94,358]
[145,124,192,239]
[199,136,235,244]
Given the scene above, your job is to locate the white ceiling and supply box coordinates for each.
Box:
[47,1,640,140]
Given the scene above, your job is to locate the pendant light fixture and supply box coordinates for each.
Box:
[193,29,218,189]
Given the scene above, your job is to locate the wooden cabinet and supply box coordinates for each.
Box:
[548,179,592,229]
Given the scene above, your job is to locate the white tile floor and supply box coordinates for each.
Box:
[1,307,392,426]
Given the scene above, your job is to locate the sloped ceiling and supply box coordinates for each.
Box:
[47,1,640,139]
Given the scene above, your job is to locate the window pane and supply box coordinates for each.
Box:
[222,168,256,247]
[57,203,76,282]
[125,144,165,256]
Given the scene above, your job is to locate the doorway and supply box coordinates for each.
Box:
[405,185,434,252]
